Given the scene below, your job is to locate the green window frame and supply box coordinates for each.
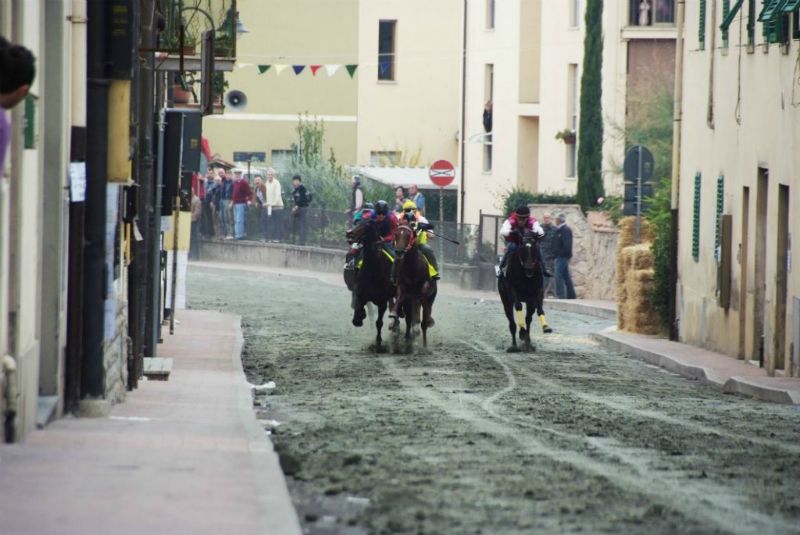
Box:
[714,175,724,259]
[692,173,702,262]
[699,0,707,50]
[759,0,791,44]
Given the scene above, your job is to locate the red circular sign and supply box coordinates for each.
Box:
[429,159,456,188]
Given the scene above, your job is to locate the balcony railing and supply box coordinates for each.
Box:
[159,0,238,61]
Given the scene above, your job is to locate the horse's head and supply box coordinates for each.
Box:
[394,224,414,259]
[518,230,541,278]
[349,219,378,246]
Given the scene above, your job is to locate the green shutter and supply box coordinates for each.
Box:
[722,0,731,46]
[692,173,702,262]
[700,0,707,50]
[782,0,800,11]
[747,0,756,46]
[714,175,724,259]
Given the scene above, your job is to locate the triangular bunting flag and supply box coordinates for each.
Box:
[274,64,288,76]
[310,65,322,76]
[345,64,358,78]
[292,65,306,75]
[257,65,271,74]
[325,64,341,76]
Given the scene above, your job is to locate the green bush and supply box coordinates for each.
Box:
[646,177,673,333]
[501,187,578,216]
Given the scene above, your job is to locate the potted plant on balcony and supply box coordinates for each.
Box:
[173,74,192,104]
[555,128,576,145]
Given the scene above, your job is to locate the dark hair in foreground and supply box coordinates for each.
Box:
[292,174,302,181]
[0,37,36,94]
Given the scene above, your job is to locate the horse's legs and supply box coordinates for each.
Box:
[404,299,414,341]
[504,303,518,352]
[352,295,366,327]
[375,301,386,349]
[421,300,432,348]
[524,302,535,350]
[514,301,527,342]
[536,284,553,334]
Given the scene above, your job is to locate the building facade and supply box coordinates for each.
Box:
[678,0,799,376]
[459,0,677,225]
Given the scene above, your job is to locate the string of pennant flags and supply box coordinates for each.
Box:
[238,63,361,78]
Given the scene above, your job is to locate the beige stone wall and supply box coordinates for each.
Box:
[679,1,799,376]
[531,204,618,300]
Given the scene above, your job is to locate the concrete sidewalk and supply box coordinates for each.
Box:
[0,310,301,535]
[593,328,800,405]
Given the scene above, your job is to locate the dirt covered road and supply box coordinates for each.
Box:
[188,265,800,535]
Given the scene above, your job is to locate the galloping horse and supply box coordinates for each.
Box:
[348,220,395,350]
[498,230,551,352]
[393,224,437,348]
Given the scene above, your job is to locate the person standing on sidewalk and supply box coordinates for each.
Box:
[539,211,557,298]
[552,212,576,299]
[189,188,202,259]
[231,170,252,240]
[253,175,268,241]
[265,167,284,242]
[348,175,364,228]
[408,184,425,217]
[291,174,310,245]
[218,169,234,239]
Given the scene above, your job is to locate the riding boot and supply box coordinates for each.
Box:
[419,244,440,280]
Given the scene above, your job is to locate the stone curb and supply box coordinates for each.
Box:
[544,299,616,321]
[591,329,800,405]
[229,315,303,535]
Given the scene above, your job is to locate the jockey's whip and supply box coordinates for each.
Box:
[430,231,460,245]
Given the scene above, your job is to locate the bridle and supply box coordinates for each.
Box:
[395,224,414,258]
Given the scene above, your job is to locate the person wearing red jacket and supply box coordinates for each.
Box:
[231,170,252,240]
[368,200,398,255]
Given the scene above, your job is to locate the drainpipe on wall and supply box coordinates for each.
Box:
[459,0,468,225]
[669,0,686,341]
[81,0,110,400]
[65,0,88,413]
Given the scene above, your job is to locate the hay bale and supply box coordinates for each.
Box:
[617,267,660,334]
[620,244,654,271]
[618,216,653,248]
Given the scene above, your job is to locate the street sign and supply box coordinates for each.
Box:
[624,145,654,181]
[429,159,456,188]
[233,151,266,162]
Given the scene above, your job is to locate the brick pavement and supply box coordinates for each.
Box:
[0,310,301,535]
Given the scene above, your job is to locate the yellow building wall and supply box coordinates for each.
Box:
[678,1,800,376]
[203,0,359,166]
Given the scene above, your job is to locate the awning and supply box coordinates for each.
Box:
[347,165,458,192]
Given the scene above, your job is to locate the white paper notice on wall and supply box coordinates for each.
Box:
[69,162,86,203]
[161,215,173,232]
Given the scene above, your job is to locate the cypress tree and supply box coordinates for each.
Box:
[577,0,605,210]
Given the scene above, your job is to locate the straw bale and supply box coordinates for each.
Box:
[620,244,654,271]
[618,216,653,248]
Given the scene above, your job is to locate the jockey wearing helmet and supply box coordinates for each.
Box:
[398,199,439,280]
[497,205,551,277]
[368,200,399,255]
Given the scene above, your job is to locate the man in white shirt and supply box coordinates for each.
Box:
[264,167,284,242]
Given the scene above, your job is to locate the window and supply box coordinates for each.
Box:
[483,64,494,173]
[629,0,675,26]
[570,0,582,27]
[487,0,496,29]
[567,64,579,178]
[759,0,796,45]
[699,0,707,49]
[370,151,401,166]
[378,20,397,81]
[692,172,702,262]
[271,149,294,172]
[721,0,732,47]
[747,0,756,48]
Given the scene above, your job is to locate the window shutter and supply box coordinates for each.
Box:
[692,173,702,262]
[722,0,731,46]
[700,0,707,50]
[747,0,756,46]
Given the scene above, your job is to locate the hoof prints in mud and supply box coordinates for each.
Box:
[188,268,800,535]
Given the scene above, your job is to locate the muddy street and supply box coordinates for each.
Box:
[188,265,800,535]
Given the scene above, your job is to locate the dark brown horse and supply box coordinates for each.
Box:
[393,224,437,348]
[348,220,395,350]
[498,230,551,352]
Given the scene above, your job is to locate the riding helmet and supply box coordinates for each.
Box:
[515,205,531,216]
[363,202,375,211]
[375,200,390,215]
[402,199,417,212]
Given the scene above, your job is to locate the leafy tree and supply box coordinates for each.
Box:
[577,0,605,211]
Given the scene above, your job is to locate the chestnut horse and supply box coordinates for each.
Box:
[393,224,437,348]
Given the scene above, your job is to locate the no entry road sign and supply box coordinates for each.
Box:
[429,159,456,188]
